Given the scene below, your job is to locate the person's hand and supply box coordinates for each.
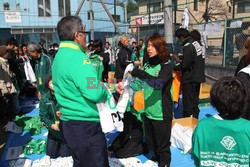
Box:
[37,91,41,100]
[23,55,28,61]
[98,56,104,61]
[134,61,141,66]
[51,124,60,131]
[32,83,37,88]
[116,82,124,95]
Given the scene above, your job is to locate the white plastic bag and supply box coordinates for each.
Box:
[24,59,36,83]
[97,88,124,133]
[116,64,134,114]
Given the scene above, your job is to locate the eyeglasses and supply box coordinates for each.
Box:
[78,31,88,35]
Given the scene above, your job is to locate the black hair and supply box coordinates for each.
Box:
[49,49,56,58]
[175,28,190,39]
[139,39,144,42]
[53,43,59,48]
[57,16,83,41]
[105,41,110,46]
[44,74,52,89]
[93,40,103,50]
[210,77,249,120]
[132,41,136,45]
[190,30,202,45]
[5,37,18,46]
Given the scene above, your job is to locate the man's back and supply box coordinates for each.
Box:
[192,116,250,167]
[52,41,108,122]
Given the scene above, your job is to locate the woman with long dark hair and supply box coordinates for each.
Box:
[117,33,173,167]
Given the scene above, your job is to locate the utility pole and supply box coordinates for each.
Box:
[114,0,117,33]
[232,0,235,18]
[174,0,177,29]
[148,0,151,30]
[63,0,66,16]
[124,0,128,34]
[75,0,85,16]
[164,0,173,50]
[89,0,94,40]
[100,0,122,34]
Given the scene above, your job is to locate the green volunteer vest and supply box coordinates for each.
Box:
[89,54,104,80]
[143,63,163,120]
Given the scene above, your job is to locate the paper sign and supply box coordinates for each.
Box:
[5,122,22,133]
[5,146,24,160]
[5,12,21,23]
[230,19,243,28]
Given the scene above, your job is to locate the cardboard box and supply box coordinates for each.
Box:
[172,117,198,129]
[199,83,212,99]
[171,117,199,153]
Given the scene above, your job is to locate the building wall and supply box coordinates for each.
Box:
[130,0,250,28]
[0,0,125,44]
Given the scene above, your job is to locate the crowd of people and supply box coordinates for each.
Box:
[0,15,249,167]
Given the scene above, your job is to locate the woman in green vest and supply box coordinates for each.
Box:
[117,33,173,167]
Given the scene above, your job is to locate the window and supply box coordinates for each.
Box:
[194,0,198,11]
[58,0,71,17]
[3,2,10,10]
[87,11,94,20]
[147,2,161,13]
[237,2,250,13]
[112,15,120,22]
[38,0,51,17]
[40,33,53,48]
[16,0,20,10]
[16,3,20,10]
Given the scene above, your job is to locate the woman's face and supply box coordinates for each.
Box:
[48,80,54,95]
[147,41,158,57]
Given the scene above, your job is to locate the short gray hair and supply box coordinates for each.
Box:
[57,16,83,41]
[27,42,42,53]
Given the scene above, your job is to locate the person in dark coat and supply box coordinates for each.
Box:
[92,40,109,82]
[115,36,140,81]
[175,28,205,119]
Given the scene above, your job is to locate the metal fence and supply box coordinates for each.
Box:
[189,16,250,67]
[114,16,250,68]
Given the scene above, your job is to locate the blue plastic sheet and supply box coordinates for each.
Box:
[1,98,219,167]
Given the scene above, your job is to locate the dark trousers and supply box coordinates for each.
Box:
[144,117,172,167]
[109,112,144,158]
[60,120,109,167]
[182,82,201,119]
[46,133,72,158]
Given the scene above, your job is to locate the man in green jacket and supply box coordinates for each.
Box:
[27,42,52,98]
[52,16,109,167]
[39,74,71,158]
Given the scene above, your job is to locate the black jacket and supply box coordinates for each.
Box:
[236,72,250,120]
[115,44,132,80]
[235,55,250,76]
[181,37,205,84]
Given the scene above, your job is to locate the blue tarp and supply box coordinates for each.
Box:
[0,98,218,167]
